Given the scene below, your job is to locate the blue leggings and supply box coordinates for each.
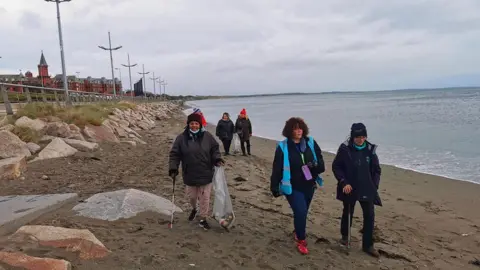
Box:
[286,188,315,241]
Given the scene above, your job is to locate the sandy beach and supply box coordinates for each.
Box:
[1,109,479,269]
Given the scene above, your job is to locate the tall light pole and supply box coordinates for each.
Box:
[98,31,122,97]
[45,0,71,106]
[150,72,160,95]
[156,78,164,97]
[115,67,122,95]
[138,64,149,98]
[121,53,137,97]
[162,80,168,100]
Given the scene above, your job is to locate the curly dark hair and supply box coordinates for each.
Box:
[282,117,309,138]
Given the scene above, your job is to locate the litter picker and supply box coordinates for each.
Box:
[168,175,176,229]
[347,203,352,250]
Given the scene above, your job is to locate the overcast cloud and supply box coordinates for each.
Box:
[1,0,480,95]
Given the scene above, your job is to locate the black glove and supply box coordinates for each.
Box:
[215,158,225,166]
[169,169,178,179]
[271,188,281,198]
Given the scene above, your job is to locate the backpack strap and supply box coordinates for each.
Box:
[307,136,318,162]
[307,136,324,187]
[277,139,292,195]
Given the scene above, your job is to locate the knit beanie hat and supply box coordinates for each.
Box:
[350,123,367,137]
[240,108,247,115]
[187,113,203,126]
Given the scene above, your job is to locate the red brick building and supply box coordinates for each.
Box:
[0,52,122,95]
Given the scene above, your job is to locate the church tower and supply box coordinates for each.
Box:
[38,51,49,86]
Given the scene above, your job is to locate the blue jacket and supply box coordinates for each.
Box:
[270,137,325,196]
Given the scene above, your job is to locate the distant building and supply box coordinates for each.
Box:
[0,51,122,95]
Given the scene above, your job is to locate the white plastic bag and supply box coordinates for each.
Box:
[232,134,241,154]
[212,167,236,229]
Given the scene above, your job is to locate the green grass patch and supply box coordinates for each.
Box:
[11,126,42,143]
[14,101,137,128]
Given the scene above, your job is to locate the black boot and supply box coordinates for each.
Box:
[339,235,349,246]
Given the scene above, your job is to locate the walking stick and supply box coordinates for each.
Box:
[347,203,351,250]
[168,175,176,229]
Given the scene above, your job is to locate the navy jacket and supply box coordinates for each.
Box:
[169,129,222,186]
[270,137,325,195]
[332,140,382,206]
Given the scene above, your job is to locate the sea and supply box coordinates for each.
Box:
[186,88,480,184]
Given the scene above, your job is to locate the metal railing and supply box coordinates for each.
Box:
[0,82,166,115]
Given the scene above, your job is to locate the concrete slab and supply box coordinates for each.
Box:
[0,193,78,236]
[72,188,182,221]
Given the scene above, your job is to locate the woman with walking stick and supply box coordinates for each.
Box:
[332,123,382,257]
[169,113,224,230]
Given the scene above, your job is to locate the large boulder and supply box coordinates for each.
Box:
[0,156,27,180]
[0,251,71,270]
[137,121,151,130]
[26,142,41,154]
[14,116,46,131]
[39,135,56,143]
[61,138,98,152]
[32,138,78,162]
[0,124,14,132]
[0,130,31,159]
[112,126,128,138]
[44,122,71,138]
[82,121,119,143]
[13,225,110,260]
[68,124,85,141]
[72,188,183,221]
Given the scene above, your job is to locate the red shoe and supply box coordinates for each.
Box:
[296,240,309,255]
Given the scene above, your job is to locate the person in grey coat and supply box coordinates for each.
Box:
[169,113,224,230]
[234,108,253,156]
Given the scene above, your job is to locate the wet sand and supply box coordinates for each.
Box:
[0,110,479,269]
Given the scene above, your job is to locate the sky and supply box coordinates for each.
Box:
[1,0,480,95]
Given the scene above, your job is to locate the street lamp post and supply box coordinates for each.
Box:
[162,80,168,101]
[115,67,122,96]
[98,31,122,97]
[45,0,71,106]
[138,64,149,98]
[150,72,160,96]
[121,53,137,97]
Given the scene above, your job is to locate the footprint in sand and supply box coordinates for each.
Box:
[180,241,201,252]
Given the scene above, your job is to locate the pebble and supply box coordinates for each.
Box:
[41,175,49,180]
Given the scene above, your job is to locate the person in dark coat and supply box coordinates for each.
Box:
[169,113,224,230]
[332,123,382,257]
[216,112,235,155]
[270,117,325,255]
[234,108,253,156]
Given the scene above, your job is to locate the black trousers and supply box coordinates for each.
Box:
[221,139,232,154]
[240,139,250,154]
[341,200,375,250]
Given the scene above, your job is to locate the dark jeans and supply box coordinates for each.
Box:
[240,139,251,155]
[286,188,315,241]
[341,200,375,249]
[221,139,232,154]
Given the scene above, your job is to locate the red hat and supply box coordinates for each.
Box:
[240,108,246,115]
[187,113,203,126]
